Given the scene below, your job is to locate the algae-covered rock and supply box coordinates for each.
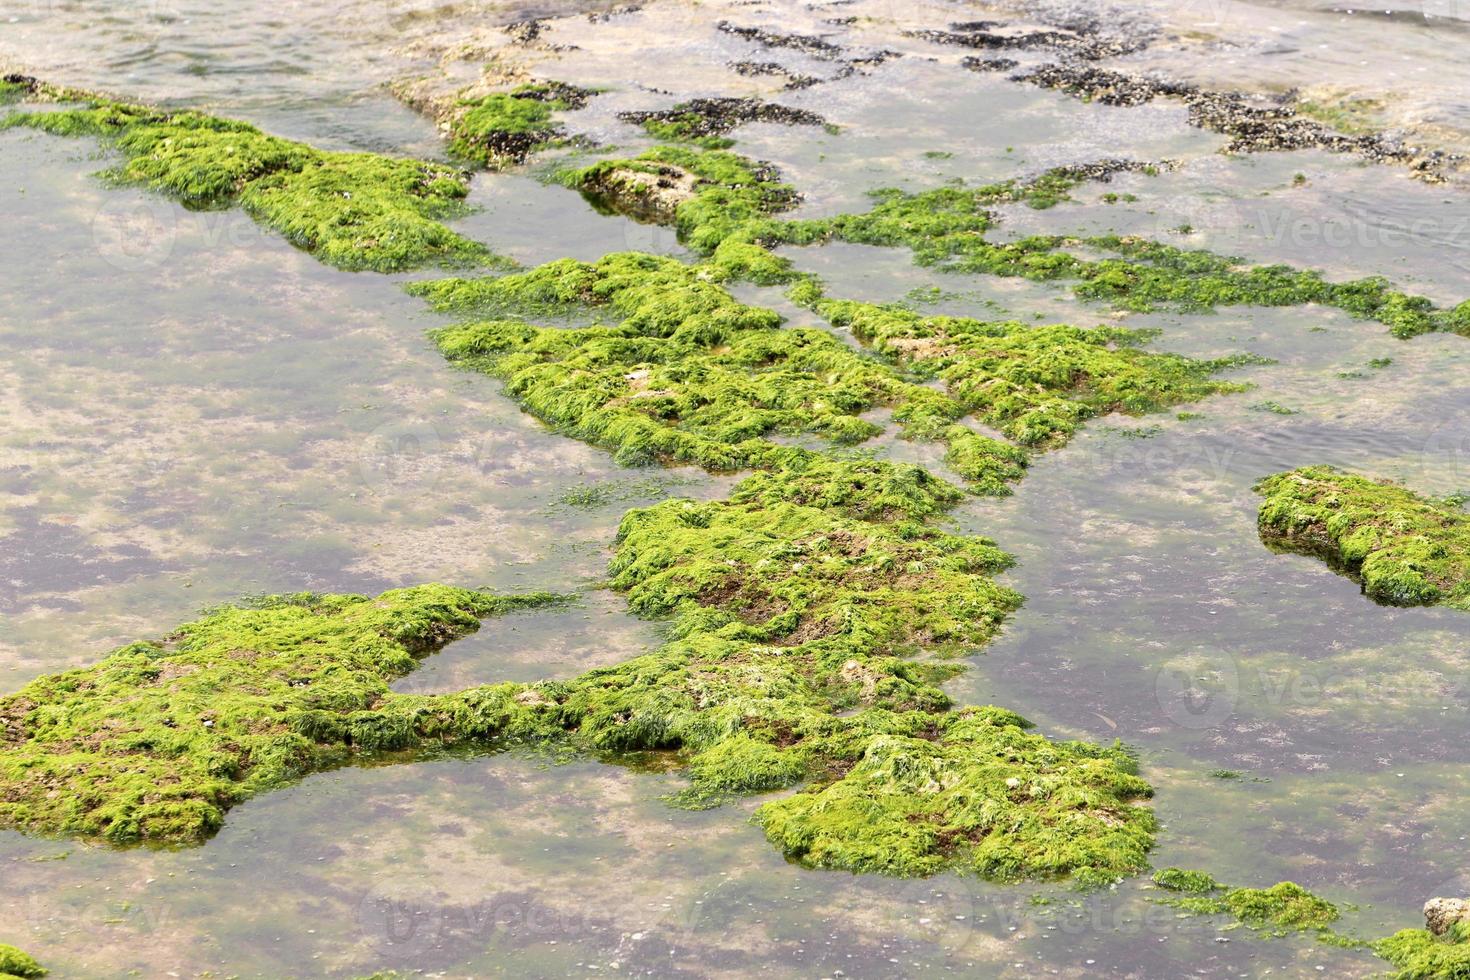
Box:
[813,298,1250,448]
[756,707,1155,883]
[0,944,45,979]
[1153,867,1221,893]
[1161,879,1340,936]
[415,250,1243,497]
[1376,903,1470,979]
[562,142,1464,338]
[0,586,562,843]
[1255,466,1470,610]
[448,81,591,169]
[619,97,830,150]
[1,87,489,272]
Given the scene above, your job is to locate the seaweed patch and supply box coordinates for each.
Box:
[0,944,46,980]
[448,81,593,169]
[412,250,1244,496]
[1256,466,1470,609]
[1153,870,1342,937]
[1,88,491,272]
[560,144,1467,338]
[1377,899,1470,979]
[0,587,565,843]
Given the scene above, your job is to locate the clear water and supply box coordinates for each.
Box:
[3,1,1469,977]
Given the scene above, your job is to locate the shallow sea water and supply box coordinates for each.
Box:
[2,1,1469,977]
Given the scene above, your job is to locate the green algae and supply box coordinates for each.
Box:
[448,82,589,169]
[1377,921,1470,979]
[809,298,1250,448]
[564,144,802,253]
[413,251,1244,498]
[0,945,45,980]
[414,251,987,485]
[0,586,564,843]
[562,143,1466,338]
[756,705,1155,882]
[1152,866,1220,893]
[1156,876,1341,936]
[1256,466,1470,609]
[0,91,1216,888]
[0,476,1156,883]
[2,90,489,272]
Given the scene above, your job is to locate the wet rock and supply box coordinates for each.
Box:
[1426,898,1470,936]
[728,61,822,90]
[504,19,547,45]
[580,161,703,223]
[964,57,1020,73]
[620,97,829,139]
[908,19,1149,61]
[995,61,1463,180]
[717,21,844,60]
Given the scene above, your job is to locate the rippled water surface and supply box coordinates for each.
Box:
[3,0,1470,977]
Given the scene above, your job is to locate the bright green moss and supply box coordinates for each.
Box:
[0,80,33,105]
[609,494,1017,652]
[416,252,989,481]
[1153,866,1221,893]
[756,706,1155,881]
[728,456,964,522]
[812,298,1250,447]
[561,145,803,253]
[448,82,589,168]
[1376,922,1470,979]
[0,587,563,843]
[942,426,1029,495]
[415,252,1241,497]
[0,945,45,979]
[561,144,1463,338]
[1172,881,1341,936]
[1256,466,1470,609]
[3,95,489,272]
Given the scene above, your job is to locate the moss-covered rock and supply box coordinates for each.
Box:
[561,143,1464,338]
[1153,866,1221,893]
[1255,466,1470,609]
[0,945,45,979]
[415,251,1243,497]
[2,88,489,272]
[1164,880,1341,936]
[561,145,802,251]
[0,587,563,843]
[448,82,591,169]
[1377,920,1470,979]
[757,706,1155,881]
